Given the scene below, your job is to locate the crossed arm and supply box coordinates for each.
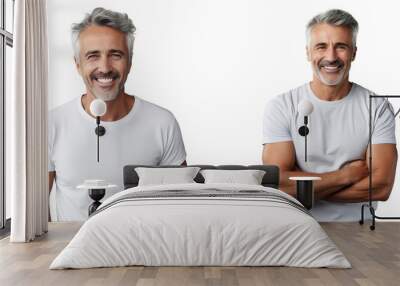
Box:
[262,141,397,202]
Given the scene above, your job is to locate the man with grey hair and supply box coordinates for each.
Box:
[262,9,397,221]
[48,8,187,221]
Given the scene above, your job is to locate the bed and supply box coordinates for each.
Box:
[50,165,350,269]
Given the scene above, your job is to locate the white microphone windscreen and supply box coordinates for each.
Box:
[298,100,314,116]
[90,99,107,117]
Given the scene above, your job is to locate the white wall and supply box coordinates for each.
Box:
[47,0,400,216]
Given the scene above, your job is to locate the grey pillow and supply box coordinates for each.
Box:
[200,169,266,185]
[135,167,201,186]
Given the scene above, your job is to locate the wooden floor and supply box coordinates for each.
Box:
[0,222,399,286]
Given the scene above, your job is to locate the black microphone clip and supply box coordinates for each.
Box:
[298,116,309,136]
[95,116,106,136]
[298,116,310,162]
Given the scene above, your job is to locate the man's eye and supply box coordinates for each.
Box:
[87,55,99,60]
[112,54,122,59]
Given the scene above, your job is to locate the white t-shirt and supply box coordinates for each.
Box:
[48,95,186,221]
[263,83,396,221]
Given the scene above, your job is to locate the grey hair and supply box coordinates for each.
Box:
[71,7,136,63]
[306,9,359,47]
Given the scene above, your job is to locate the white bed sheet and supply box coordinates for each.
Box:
[50,183,351,269]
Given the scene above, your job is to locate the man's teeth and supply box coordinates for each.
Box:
[323,66,341,71]
[97,78,113,83]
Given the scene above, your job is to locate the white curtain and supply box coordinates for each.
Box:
[8,0,48,242]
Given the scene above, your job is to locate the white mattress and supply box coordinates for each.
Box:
[50,183,351,269]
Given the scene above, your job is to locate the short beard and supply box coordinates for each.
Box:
[314,59,347,86]
[92,89,120,101]
[315,68,346,86]
[89,71,121,101]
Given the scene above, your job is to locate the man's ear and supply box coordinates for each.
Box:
[306,46,311,62]
[352,46,357,61]
[74,56,82,76]
[127,61,132,75]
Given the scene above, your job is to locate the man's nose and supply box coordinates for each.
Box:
[97,56,112,73]
[324,46,337,62]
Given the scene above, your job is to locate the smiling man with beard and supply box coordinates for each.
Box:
[48,8,187,221]
[262,9,397,221]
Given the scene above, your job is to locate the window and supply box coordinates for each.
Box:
[0,0,14,235]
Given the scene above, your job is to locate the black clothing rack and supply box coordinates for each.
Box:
[360,95,400,230]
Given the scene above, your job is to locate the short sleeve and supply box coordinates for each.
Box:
[160,115,187,165]
[262,96,292,144]
[372,99,396,144]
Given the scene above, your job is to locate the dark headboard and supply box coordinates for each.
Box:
[123,165,280,189]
